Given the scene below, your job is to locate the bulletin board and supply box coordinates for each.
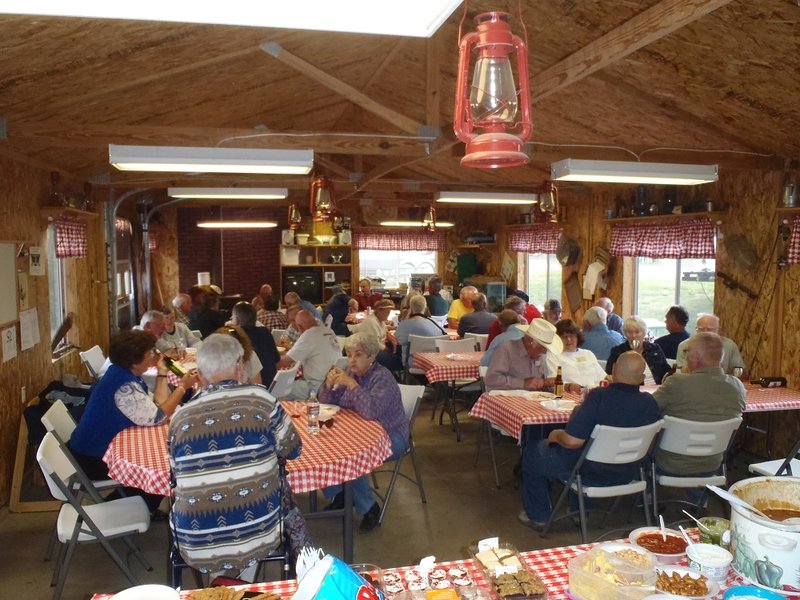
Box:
[0,243,17,325]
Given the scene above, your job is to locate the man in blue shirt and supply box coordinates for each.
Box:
[581,306,624,361]
[519,351,661,529]
[654,305,690,360]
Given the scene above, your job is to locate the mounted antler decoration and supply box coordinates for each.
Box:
[716,271,758,299]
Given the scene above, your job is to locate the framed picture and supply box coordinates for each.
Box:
[324,271,336,283]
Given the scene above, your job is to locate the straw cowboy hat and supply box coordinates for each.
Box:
[517,318,563,354]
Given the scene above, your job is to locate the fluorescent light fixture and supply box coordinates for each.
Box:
[551,159,718,185]
[380,220,455,228]
[6,1,462,37]
[168,187,288,200]
[110,145,313,175]
[197,221,277,229]
[436,191,538,205]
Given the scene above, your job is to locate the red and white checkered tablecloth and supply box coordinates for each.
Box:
[741,383,800,412]
[103,401,392,497]
[412,351,484,384]
[469,391,583,440]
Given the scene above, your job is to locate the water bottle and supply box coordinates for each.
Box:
[307,391,320,435]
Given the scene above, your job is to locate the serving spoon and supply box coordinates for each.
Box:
[706,484,770,519]
[681,510,713,533]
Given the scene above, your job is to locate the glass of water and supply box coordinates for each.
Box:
[733,367,744,379]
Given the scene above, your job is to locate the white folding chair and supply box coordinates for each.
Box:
[435,338,479,354]
[271,328,287,346]
[749,435,800,476]
[652,415,743,514]
[433,338,481,441]
[371,384,426,524]
[323,314,334,328]
[268,364,300,399]
[464,332,489,351]
[472,366,517,488]
[542,420,664,543]
[36,432,152,600]
[79,345,106,381]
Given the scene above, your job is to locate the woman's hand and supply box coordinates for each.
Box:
[326,366,357,391]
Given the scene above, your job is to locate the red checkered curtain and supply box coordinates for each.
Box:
[787,216,800,265]
[55,217,88,258]
[508,225,562,253]
[352,227,446,251]
[610,218,715,259]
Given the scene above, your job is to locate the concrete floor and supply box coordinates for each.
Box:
[0,404,748,600]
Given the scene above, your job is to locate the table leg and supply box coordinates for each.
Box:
[343,481,353,564]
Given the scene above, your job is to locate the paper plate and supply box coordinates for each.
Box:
[541,399,577,412]
[111,585,180,600]
[655,565,719,599]
[319,404,340,421]
[445,353,473,361]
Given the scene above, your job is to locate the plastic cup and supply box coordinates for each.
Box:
[687,543,733,583]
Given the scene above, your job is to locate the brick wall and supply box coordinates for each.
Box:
[177,206,282,299]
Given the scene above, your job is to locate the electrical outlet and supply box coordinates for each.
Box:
[20,386,26,405]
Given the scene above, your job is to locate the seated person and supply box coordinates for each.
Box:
[606,316,670,384]
[68,329,199,514]
[481,309,525,367]
[654,305,690,360]
[675,313,745,375]
[447,286,477,330]
[542,299,563,325]
[347,298,399,371]
[653,332,746,478]
[284,291,321,321]
[214,325,263,385]
[277,309,342,400]
[457,293,497,338]
[157,306,202,353]
[318,333,408,533]
[550,319,607,390]
[354,278,383,311]
[322,285,352,336]
[486,296,528,347]
[425,275,450,318]
[580,306,624,361]
[484,318,563,391]
[395,294,447,367]
[251,283,273,312]
[278,305,303,349]
[519,352,660,529]
[189,287,227,338]
[257,296,289,330]
[230,301,280,387]
[169,333,302,578]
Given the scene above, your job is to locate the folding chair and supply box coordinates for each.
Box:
[748,434,800,476]
[464,332,489,351]
[371,385,426,524]
[433,338,481,441]
[323,314,334,328]
[652,415,743,514]
[36,432,152,600]
[542,420,664,543]
[407,334,450,383]
[268,364,300,399]
[79,345,106,381]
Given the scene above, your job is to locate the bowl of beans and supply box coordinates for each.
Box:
[629,526,689,564]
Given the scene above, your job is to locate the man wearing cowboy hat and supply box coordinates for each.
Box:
[484,318,563,391]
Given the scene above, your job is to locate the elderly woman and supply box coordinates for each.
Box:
[318,332,408,532]
[69,329,199,513]
[156,306,203,353]
[548,319,607,390]
[605,315,670,384]
[395,294,447,367]
[348,298,400,371]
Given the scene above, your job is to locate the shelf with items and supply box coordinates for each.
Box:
[279,244,353,304]
[40,206,98,220]
[776,206,800,214]
[602,210,726,224]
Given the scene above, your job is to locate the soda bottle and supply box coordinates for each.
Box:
[307,391,320,435]
[554,366,564,397]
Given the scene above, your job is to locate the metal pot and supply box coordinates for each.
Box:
[727,476,800,595]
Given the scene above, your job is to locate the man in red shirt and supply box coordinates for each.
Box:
[354,278,383,311]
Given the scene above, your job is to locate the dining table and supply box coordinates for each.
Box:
[91,529,758,600]
[102,399,392,563]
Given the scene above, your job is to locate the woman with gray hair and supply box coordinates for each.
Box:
[318,332,408,533]
[605,315,670,384]
[395,293,447,366]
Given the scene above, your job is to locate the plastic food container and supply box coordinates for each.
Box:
[629,526,688,564]
[723,584,786,600]
[697,517,731,548]
[295,234,310,245]
[654,565,719,599]
[568,543,656,600]
[471,543,548,599]
[686,543,733,583]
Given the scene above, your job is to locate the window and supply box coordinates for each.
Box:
[359,249,437,289]
[46,224,70,351]
[635,257,715,336]
[526,253,562,309]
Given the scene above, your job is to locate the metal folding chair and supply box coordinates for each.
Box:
[79,345,106,381]
[748,434,800,476]
[268,364,300,399]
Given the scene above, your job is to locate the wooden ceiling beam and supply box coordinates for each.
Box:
[9,123,428,157]
[261,42,423,135]
[426,33,441,128]
[532,0,735,101]
[314,155,351,179]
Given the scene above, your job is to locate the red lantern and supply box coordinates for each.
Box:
[453,12,532,169]
[309,176,335,221]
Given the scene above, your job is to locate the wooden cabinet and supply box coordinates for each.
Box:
[280,244,353,303]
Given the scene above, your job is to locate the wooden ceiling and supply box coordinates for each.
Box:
[0,0,797,211]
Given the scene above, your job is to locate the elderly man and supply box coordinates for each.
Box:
[580,306,624,361]
[542,299,563,325]
[284,291,321,321]
[396,294,447,366]
[596,297,623,333]
[447,285,477,330]
[278,305,303,350]
[486,296,528,347]
[457,293,497,337]
[425,275,450,318]
[481,309,525,367]
[139,310,166,338]
[347,298,399,370]
[519,351,661,529]
[654,332,746,477]
[169,333,301,577]
[157,307,202,353]
[231,301,281,387]
[258,296,289,330]
[171,293,192,326]
[251,283,273,312]
[354,278,383,311]
[675,314,745,375]
[277,309,342,399]
[484,318,563,391]
[655,305,690,360]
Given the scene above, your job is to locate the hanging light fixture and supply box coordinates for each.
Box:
[538,181,559,222]
[453,12,532,169]
[309,176,336,221]
[422,206,438,231]
[287,204,303,229]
